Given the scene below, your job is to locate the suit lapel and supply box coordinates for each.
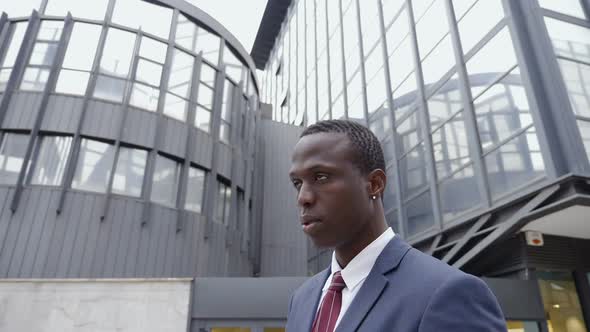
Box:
[335,236,412,332]
[298,268,330,332]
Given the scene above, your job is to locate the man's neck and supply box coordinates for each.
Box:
[335,221,388,268]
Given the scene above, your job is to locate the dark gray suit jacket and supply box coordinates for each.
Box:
[286,236,506,331]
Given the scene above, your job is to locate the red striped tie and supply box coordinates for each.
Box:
[311,271,347,332]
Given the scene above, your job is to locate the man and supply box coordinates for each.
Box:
[286,119,506,332]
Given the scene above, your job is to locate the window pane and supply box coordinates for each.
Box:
[427,75,463,130]
[219,122,231,144]
[439,165,479,222]
[55,70,90,95]
[62,23,102,71]
[455,0,505,54]
[0,133,29,185]
[415,0,450,58]
[93,75,126,102]
[185,167,205,213]
[169,49,194,99]
[139,37,167,64]
[197,83,214,109]
[135,59,162,86]
[37,21,63,41]
[432,112,471,179]
[405,190,435,236]
[577,120,590,162]
[544,18,590,64]
[30,136,72,186]
[112,0,173,39]
[223,45,246,83]
[200,64,216,86]
[475,69,533,152]
[421,35,455,87]
[557,60,590,118]
[20,67,50,91]
[175,14,221,65]
[163,93,187,122]
[151,155,180,207]
[2,22,28,68]
[130,83,159,111]
[216,181,231,224]
[400,143,429,198]
[3,0,42,17]
[72,139,115,193]
[0,69,11,92]
[485,127,545,200]
[539,0,587,19]
[195,105,211,132]
[112,147,146,197]
[397,110,422,153]
[466,27,518,97]
[100,28,136,78]
[538,272,588,332]
[221,80,234,122]
[45,0,109,20]
[29,42,58,66]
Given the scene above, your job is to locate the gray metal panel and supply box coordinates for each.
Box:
[192,277,307,319]
[82,100,122,140]
[78,194,107,278]
[216,143,232,179]
[258,120,307,277]
[482,277,545,321]
[3,92,42,130]
[67,193,99,277]
[112,199,139,277]
[55,192,87,277]
[121,108,157,149]
[41,95,83,133]
[161,118,188,158]
[102,197,128,277]
[5,188,39,278]
[191,128,213,169]
[0,188,32,277]
[122,200,143,277]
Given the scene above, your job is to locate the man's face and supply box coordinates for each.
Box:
[289,132,373,248]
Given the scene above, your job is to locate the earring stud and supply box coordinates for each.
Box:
[371,195,377,200]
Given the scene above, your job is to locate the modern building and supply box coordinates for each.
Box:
[0,0,589,331]
[254,0,590,331]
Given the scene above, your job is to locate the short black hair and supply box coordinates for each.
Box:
[300,119,386,175]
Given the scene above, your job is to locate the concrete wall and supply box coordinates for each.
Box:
[0,279,192,332]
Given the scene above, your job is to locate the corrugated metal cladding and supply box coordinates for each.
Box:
[0,187,251,278]
[258,119,308,276]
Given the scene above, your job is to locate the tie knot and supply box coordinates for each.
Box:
[328,271,346,292]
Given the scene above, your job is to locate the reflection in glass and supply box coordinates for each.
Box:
[474,70,533,152]
[139,37,167,64]
[216,180,231,225]
[163,93,187,122]
[62,22,102,71]
[2,22,28,69]
[93,75,126,102]
[388,36,414,92]
[397,110,422,153]
[421,35,455,87]
[506,320,540,332]
[455,0,504,54]
[432,112,471,179]
[135,59,163,86]
[405,190,435,236]
[557,60,590,118]
[112,147,146,197]
[400,143,429,198]
[539,0,587,19]
[112,0,172,39]
[72,139,115,193]
[200,64,216,86]
[3,0,42,17]
[100,29,136,77]
[31,136,72,186]
[223,44,246,83]
[0,133,29,185]
[20,67,50,91]
[37,21,63,41]
[45,0,109,20]
[55,70,90,95]
[537,271,588,332]
[415,0,450,58]
[198,84,214,109]
[175,14,221,65]
[466,27,518,97]
[185,167,205,213]
[130,83,159,111]
[427,76,463,130]
[151,155,180,207]
[169,50,194,99]
[195,105,211,133]
[485,127,545,200]
[544,18,590,64]
[439,165,479,221]
[29,42,58,66]
[383,165,398,211]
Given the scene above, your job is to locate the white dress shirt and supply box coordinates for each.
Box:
[316,227,395,329]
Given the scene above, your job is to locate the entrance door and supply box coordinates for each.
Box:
[537,271,588,332]
[507,321,541,332]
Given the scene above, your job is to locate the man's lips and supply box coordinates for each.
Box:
[300,215,322,226]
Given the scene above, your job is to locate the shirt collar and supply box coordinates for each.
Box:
[325,227,395,292]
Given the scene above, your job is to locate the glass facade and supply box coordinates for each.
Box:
[0,0,258,218]
[261,0,590,240]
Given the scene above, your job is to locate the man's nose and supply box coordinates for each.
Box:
[297,183,315,208]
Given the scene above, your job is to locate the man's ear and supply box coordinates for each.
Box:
[367,169,386,199]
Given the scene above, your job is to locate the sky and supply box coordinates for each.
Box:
[186,0,269,53]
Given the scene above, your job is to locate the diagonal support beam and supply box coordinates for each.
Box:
[426,234,442,256]
[453,184,560,269]
[442,214,491,264]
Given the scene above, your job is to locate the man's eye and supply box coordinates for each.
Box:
[316,174,328,181]
[292,180,302,189]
